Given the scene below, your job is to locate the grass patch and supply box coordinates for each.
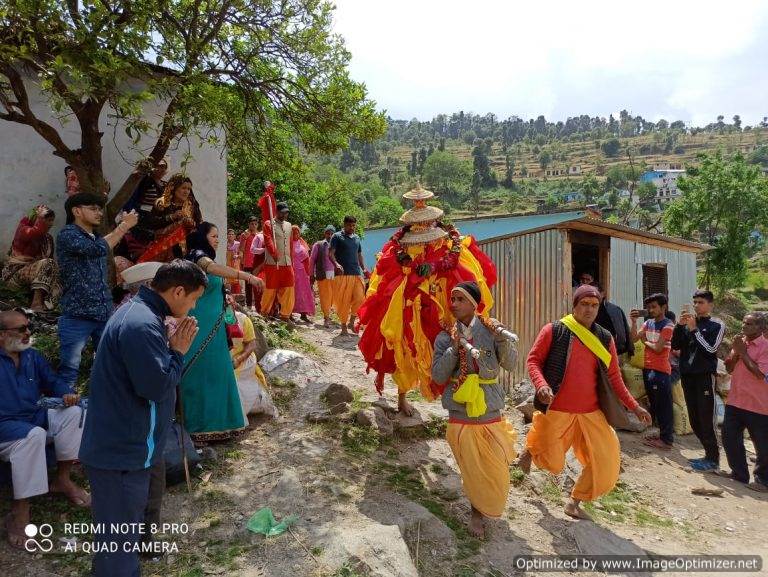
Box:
[251,314,318,355]
[584,481,690,533]
[540,478,564,505]
[330,560,370,577]
[168,537,252,576]
[510,466,526,487]
[341,423,385,456]
[269,377,298,413]
[406,389,424,402]
[197,487,236,509]
[421,416,447,439]
[349,389,371,412]
[584,481,634,522]
[382,463,481,560]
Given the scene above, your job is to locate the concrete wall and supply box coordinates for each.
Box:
[0,77,227,260]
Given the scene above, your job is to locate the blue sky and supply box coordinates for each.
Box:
[332,0,768,126]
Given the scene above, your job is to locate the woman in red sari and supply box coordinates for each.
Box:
[137,174,202,263]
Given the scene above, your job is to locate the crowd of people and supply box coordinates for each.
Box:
[0,165,766,573]
[0,163,371,573]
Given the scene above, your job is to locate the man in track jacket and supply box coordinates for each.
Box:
[79,260,206,577]
[672,289,725,472]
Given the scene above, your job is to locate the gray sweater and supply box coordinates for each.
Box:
[432,317,517,423]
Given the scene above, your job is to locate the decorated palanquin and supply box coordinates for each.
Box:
[357,184,497,400]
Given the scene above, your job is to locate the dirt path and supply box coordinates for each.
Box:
[4,320,768,577]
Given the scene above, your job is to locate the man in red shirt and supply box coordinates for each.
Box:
[1,206,59,311]
[630,293,675,451]
[722,313,768,492]
[518,284,650,520]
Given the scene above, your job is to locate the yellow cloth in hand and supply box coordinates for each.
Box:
[561,314,611,368]
[452,375,496,418]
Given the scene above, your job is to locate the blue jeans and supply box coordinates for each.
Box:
[57,315,106,389]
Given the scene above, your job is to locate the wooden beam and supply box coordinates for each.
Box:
[559,220,705,253]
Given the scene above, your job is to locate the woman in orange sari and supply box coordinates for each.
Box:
[137,174,202,263]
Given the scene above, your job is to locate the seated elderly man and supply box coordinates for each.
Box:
[1,206,60,311]
[0,309,89,549]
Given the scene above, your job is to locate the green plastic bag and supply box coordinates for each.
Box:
[246,507,297,537]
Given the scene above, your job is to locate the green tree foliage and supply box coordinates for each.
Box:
[664,152,768,292]
[749,145,768,166]
[422,151,472,205]
[0,0,385,218]
[367,196,403,227]
[601,138,622,158]
[579,175,601,204]
[636,181,658,209]
[539,150,552,169]
[471,143,497,188]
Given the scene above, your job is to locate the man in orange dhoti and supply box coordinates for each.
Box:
[329,216,367,337]
[260,202,295,322]
[432,282,518,538]
[519,284,651,520]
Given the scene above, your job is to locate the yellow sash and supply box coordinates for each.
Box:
[560,314,611,368]
[452,375,497,418]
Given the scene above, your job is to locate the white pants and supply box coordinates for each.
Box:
[0,406,85,499]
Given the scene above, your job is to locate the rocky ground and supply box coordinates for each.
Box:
[4,317,768,577]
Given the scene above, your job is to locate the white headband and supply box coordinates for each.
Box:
[452,286,478,309]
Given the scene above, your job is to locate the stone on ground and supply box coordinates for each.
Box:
[355,407,395,437]
[323,520,419,577]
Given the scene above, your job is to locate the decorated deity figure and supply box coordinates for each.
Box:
[357,184,497,415]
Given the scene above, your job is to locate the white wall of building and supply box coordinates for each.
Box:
[0,77,227,259]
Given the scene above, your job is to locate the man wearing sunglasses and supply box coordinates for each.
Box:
[56,193,139,389]
[0,309,89,549]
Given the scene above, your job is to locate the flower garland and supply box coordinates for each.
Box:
[390,222,462,276]
[441,319,471,392]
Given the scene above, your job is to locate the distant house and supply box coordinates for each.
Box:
[544,168,565,177]
[568,165,582,175]
[652,162,683,171]
[562,191,583,203]
[640,169,685,203]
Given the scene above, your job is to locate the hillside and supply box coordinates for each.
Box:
[311,114,768,221]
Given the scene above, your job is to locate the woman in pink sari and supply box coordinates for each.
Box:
[291,225,315,323]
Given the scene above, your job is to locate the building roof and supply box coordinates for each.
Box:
[361,210,708,265]
[480,214,710,253]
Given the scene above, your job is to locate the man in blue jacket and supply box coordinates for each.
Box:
[0,309,88,549]
[79,259,205,577]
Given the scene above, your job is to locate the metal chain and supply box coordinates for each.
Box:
[181,308,226,379]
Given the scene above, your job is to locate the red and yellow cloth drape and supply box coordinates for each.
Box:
[357,235,496,399]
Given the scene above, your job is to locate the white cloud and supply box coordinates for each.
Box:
[332,0,768,124]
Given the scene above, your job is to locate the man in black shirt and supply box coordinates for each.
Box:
[672,289,725,472]
[593,283,634,357]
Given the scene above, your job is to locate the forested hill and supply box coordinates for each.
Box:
[313,111,768,224]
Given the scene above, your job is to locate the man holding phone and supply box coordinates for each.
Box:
[672,290,725,472]
[630,294,675,450]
